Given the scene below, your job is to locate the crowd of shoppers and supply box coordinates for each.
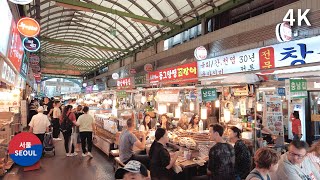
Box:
[28,97,95,159]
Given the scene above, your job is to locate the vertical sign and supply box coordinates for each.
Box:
[290,79,307,98]
[240,98,247,115]
[259,47,275,73]
[201,88,217,102]
[264,95,283,135]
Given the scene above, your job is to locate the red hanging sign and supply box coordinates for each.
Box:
[259,47,275,73]
[117,77,133,90]
[17,17,40,37]
[8,20,24,72]
[148,61,198,84]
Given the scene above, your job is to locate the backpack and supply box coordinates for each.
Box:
[60,113,73,133]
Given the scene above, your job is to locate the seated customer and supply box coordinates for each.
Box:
[177,114,189,130]
[160,114,172,130]
[139,114,152,132]
[188,114,200,130]
[276,140,320,180]
[119,118,150,169]
[208,124,235,180]
[115,160,149,180]
[149,128,180,180]
[246,147,280,180]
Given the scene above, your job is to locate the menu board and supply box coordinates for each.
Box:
[0,0,13,56]
[264,95,283,135]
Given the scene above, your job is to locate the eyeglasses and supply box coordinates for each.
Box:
[288,151,306,159]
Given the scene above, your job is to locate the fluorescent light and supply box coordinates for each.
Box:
[259,87,276,91]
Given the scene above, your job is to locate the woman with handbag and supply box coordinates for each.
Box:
[60,105,77,157]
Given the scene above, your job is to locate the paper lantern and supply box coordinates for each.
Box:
[215,100,220,108]
[175,107,181,118]
[190,101,195,111]
[158,104,167,114]
[200,106,207,120]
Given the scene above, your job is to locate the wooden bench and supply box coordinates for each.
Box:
[110,149,119,157]
[114,157,125,171]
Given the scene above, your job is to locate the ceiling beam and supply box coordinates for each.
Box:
[41,37,128,52]
[53,0,178,28]
[87,0,250,74]
[43,67,87,72]
[42,53,109,62]
[42,73,82,79]
[42,62,94,68]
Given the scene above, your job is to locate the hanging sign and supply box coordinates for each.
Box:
[233,86,249,96]
[0,0,13,56]
[29,54,40,65]
[8,20,24,72]
[194,46,208,60]
[201,88,217,102]
[289,79,307,98]
[277,88,286,96]
[1,61,16,84]
[264,95,283,135]
[144,64,153,72]
[9,0,33,5]
[23,37,40,52]
[276,22,292,42]
[149,61,197,84]
[117,77,132,90]
[134,75,147,87]
[156,90,180,103]
[112,73,119,80]
[116,91,127,98]
[129,69,137,75]
[240,98,247,116]
[20,53,29,79]
[17,17,40,37]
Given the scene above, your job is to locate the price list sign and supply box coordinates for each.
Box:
[149,62,197,84]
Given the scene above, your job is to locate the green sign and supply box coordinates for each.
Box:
[134,75,146,86]
[116,91,127,98]
[201,88,217,102]
[290,79,307,98]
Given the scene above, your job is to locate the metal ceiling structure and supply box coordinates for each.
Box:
[26,0,247,76]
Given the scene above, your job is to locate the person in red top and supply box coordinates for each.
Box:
[60,105,77,157]
[291,111,302,141]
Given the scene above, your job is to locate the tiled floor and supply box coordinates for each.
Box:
[3,137,115,180]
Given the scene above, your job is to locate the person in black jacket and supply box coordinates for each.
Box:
[149,128,180,180]
[229,126,252,180]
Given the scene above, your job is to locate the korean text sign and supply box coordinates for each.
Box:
[201,88,217,102]
[290,79,307,98]
[198,35,320,77]
[117,77,132,89]
[149,62,197,84]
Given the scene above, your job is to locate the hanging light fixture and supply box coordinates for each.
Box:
[175,106,181,118]
[200,106,207,120]
[215,100,220,108]
[190,101,195,111]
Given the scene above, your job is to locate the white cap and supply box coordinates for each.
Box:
[37,106,44,112]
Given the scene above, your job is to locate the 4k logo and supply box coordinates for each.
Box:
[283,9,311,26]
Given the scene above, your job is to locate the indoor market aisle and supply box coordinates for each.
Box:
[3,139,115,180]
